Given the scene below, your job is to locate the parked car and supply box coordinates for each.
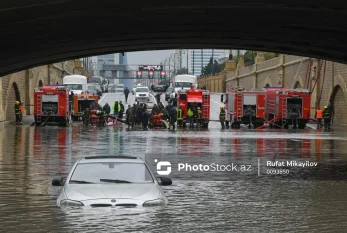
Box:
[165,87,173,101]
[52,156,172,207]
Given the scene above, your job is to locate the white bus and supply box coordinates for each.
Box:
[63,75,88,94]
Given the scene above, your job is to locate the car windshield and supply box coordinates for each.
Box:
[87,86,96,91]
[136,87,149,92]
[69,162,154,184]
[175,82,192,88]
[66,84,82,90]
[154,86,165,91]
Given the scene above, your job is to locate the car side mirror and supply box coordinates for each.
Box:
[52,177,65,186]
[157,177,172,186]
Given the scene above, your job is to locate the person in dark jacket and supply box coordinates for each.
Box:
[323,105,331,130]
[124,87,130,103]
[142,108,150,130]
[103,103,111,115]
[119,101,124,119]
[169,105,177,129]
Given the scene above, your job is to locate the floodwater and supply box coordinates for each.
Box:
[1,121,347,232]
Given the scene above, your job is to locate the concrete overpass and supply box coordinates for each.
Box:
[1,1,347,76]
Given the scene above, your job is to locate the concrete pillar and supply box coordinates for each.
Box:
[253,64,257,88]
[237,55,245,70]
[255,51,265,64]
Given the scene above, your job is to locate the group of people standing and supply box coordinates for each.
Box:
[185,106,202,128]
[125,102,150,130]
[316,105,334,130]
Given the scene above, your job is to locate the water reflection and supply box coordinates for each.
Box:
[0,126,347,232]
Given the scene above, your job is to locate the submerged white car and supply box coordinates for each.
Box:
[135,86,150,102]
[52,156,172,207]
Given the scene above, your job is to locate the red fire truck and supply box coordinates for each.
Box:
[224,87,266,129]
[176,86,210,127]
[264,87,310,129]
[71,94,99,121]
[34,85,70,126]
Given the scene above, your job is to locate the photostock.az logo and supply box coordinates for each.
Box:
[155,159,171,175]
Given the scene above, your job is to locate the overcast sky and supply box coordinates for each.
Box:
[127,50,176,65]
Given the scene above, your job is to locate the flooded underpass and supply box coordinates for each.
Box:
[1,122,347,232]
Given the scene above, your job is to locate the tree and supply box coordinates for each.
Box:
[201,57,222,76]
[176,67,188,75]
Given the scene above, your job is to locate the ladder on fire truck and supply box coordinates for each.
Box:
[281,97,287,128]
[202,95,209,118]
[36,95,42,123]
[236,94,242,121]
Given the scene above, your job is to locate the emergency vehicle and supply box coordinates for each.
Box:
[34,85,70,126]
[71,94,99,121]
[264,87,310,129]
[224,87,266,129]
[176,86,210,127]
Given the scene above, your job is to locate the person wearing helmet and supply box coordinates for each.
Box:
[219,106,226,129]
[196,107,202,127]
[14,101,22,124]
[323,105,331,130]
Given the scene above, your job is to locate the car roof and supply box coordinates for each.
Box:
[78,156,144,164]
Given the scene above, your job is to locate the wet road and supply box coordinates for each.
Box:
[1,95,347,232]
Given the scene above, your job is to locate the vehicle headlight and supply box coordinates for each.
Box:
[60,199,84,207]
[142,199,165,207]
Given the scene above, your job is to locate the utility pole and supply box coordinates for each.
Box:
[201,49,203,76]
[212,49,214,75]
[169,57,171,79]
[187,49,189,74]
[193,50,195,75]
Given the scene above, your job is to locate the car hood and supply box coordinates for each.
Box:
[64,183,160,201]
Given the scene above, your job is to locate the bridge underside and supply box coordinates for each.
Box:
[1,1,347,76]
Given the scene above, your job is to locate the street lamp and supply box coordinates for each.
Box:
[183,50,189,73]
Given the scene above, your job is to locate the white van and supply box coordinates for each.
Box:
[63,75,88,94]
[171,75,198,99]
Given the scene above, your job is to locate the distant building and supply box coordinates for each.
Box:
[96,54,117,78]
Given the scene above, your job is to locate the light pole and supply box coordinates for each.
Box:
[183,50,189,74]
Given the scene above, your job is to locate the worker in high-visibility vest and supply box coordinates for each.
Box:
[177,108,183,127]
[219,106,226,129]
[14,101,22,124]
[187,107,194,128]
[323,105,331,130]
[316,107,323,129]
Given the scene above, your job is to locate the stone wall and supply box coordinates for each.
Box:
[0,60,87,122]
[201,54,347,125]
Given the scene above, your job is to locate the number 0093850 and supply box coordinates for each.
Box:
[266,169,289,174]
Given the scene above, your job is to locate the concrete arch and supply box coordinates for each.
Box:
[263,77,272,87]
[293,75,304,88]
[3,75,19,112]
[327,75,347,103]
[5,82,21,122]
[326,75,347,125]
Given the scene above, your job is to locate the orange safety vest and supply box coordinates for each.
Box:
[316,109,323,119]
